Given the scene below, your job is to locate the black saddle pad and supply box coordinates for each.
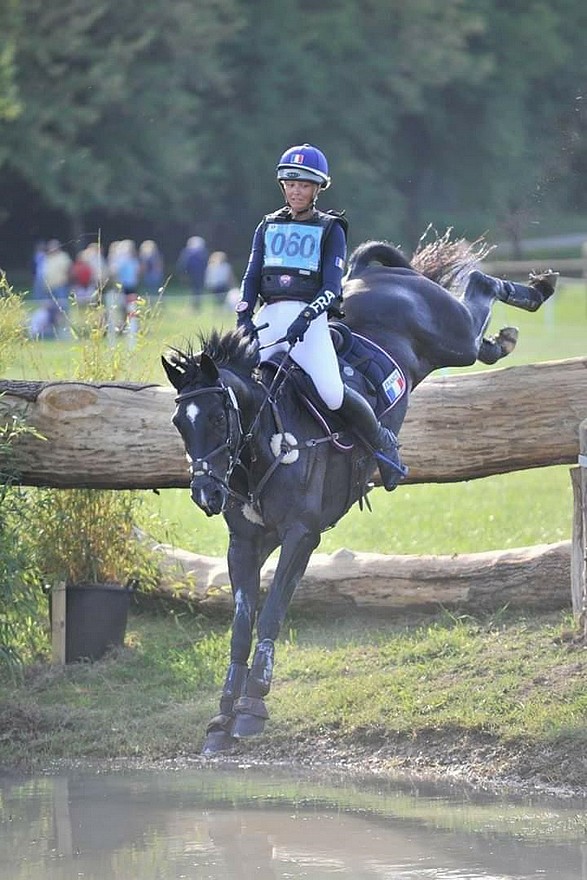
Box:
[330,322,407,419]
[260,324,407,426]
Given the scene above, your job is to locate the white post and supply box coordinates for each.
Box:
[570,419,587,636]
[51,581,67,665]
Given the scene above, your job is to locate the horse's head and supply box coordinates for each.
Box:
[162,346,244,516]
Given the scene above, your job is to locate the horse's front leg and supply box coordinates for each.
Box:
[202,530,276,755]
[232,519,321,739]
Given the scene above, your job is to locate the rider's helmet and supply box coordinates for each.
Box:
[276,144,331,190]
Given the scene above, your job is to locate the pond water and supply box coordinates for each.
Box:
[1,764,585,879]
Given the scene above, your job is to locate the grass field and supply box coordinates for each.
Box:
[10,278,587,558]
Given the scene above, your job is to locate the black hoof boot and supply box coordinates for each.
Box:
[232,696,269,738]
[202,714,237,754]
[500,270,559,312]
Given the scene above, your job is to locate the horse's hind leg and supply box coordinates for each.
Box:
[462,268,557,363]
[467,268,558,314]
[477,326,519,364]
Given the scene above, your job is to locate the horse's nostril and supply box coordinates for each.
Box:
[191,479,226,516]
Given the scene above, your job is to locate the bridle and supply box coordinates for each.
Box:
[174,382,244,492]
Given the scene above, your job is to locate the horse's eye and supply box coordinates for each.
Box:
[212,412,226,428]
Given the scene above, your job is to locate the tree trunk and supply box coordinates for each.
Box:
[146,537,572,613]
[0,357,585,489]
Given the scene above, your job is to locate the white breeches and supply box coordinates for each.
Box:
[254,301,344,410]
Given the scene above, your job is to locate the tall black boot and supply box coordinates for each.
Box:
[337,386,407,491]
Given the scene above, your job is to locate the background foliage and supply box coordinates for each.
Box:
[0,0,586,270]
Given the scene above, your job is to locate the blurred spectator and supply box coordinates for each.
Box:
[31,240,47,300]
[42,239,72,335]
[105,241,126,341]
[177,235,208,309]
[139,239,164,301]
[84,241,108,292]
[205,250,235,303]
[71,248,95,306]
[108,239,141,346]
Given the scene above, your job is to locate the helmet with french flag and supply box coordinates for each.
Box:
[276,144,331,189]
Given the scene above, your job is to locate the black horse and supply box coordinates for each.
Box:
[162,238,556,754]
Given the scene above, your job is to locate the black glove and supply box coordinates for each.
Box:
[285,308,313,345]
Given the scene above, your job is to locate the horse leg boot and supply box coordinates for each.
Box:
[233,639,273,738]
[337,386,407,491]
[202,661,248,754]
[468,269,559,313]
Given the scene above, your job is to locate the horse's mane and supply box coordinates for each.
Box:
[346,227,494,291]
[167,328,259,379]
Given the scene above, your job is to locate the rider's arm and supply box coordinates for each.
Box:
[236,222,264,324]
[303,220,347,319]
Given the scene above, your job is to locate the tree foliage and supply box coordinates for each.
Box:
[0,0,585,265]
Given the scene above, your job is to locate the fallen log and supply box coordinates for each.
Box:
[0,357,585,488]
[146,539,572,612]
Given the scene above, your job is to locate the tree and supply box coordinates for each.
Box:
[0,0,241,247]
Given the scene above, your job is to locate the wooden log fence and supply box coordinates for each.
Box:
[0,357,586,489]
[147,537,572,613]
[0,358,585,619]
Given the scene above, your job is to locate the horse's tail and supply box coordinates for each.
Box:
[345,240,413,280]
[345,230,494,291]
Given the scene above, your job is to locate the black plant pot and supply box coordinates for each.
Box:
[63,582,132,663]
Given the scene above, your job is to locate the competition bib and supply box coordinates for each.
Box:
[263,223,323,272]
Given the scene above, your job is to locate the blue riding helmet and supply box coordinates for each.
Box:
[276,144,331,190]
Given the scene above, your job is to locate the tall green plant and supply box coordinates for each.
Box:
[27,288,162,592]
[0,274,46,672]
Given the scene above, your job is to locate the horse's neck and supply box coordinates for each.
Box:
[222,368,266,428]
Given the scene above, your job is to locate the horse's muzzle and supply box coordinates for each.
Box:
[190,475,228,516]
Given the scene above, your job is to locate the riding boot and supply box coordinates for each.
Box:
[336,386,407,491]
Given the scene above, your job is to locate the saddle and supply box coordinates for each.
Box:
[260,323,407,447]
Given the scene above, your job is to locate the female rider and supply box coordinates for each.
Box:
[235,143,404,491]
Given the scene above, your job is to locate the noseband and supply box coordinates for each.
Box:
[174,383,243,489]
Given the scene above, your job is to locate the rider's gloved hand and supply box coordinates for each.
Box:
[235,300,258,339]
[285,308,313,345]
[237,315,257,339]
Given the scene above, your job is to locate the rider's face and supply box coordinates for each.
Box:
[283,180,319,213]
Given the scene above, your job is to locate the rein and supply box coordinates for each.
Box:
[175,384,243,488]
[176,362,340,509]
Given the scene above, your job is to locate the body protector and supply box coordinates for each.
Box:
[260,207,348,304]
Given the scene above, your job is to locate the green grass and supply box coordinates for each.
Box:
[10,279,586,557]
[1,606,586,790]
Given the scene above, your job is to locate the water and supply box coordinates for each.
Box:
[1,764,585,879]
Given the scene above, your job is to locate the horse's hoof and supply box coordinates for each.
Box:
[202,730,237,754]
[232,695,269,738]
[232,712,266,738]
[496,326,518,355]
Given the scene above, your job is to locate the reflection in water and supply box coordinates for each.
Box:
[0,765,586,879]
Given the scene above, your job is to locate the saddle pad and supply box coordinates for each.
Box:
[330,322,407,418]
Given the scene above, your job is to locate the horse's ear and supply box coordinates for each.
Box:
[200,353,219,384]
[161,355,185,391]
